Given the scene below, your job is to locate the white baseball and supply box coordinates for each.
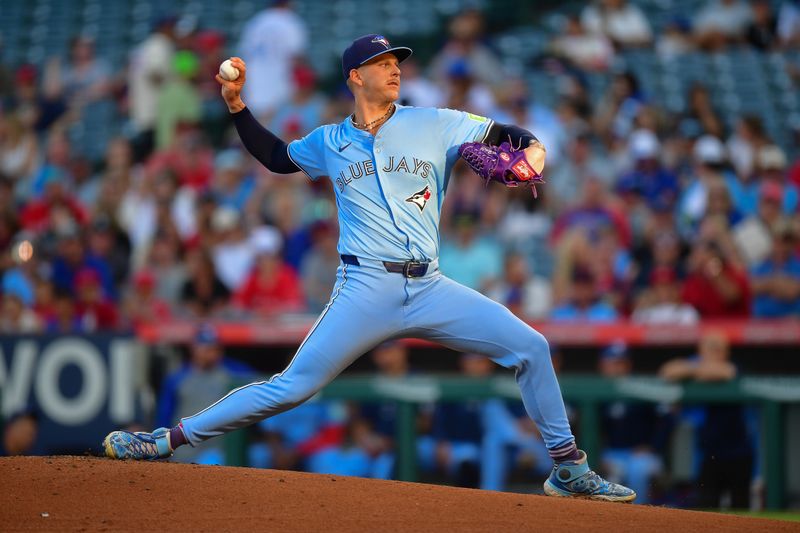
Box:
[219,59,240,81]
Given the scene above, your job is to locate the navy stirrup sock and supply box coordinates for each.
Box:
[549,441,581,463]
[168,425,188,450]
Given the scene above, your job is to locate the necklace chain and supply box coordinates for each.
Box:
[351,104,395,129]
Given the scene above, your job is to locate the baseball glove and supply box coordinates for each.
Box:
[458,141,545,197]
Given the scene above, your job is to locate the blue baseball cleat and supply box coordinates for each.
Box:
[544,450,636,502]
[103,427,173,460]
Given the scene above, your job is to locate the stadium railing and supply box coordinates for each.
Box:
[139,318,800,347]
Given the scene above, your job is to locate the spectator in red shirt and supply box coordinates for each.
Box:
[194,30,227,106]
[234,233,305,315]
[682,240,751,317]
[122,270,172,328]
[145,124,214,190]
[19,171,88,234]
[74,268,118,331]
[33,278,57,325]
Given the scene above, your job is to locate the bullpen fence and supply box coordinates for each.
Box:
[224,375,800,510]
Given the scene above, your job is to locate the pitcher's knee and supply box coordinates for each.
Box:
[253,376,318,413]
[519,330,551,367]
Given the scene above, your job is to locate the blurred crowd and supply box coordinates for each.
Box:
[1,0,800,335]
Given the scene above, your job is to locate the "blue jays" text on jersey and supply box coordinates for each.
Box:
[287,105,493,263]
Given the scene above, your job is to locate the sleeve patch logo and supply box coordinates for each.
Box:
[466,113,488,123]
[405,185,432,212]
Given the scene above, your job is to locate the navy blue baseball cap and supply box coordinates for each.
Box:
[341,34,413,79]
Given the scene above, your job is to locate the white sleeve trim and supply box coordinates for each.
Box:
[479,119,495,143]
[286,140,317,181]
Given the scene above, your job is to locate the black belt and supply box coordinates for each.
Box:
[341,254,430,278]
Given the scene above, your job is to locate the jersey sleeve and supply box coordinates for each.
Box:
[287,126,328,180]
[437,108,494,157]
[436,108,494,192]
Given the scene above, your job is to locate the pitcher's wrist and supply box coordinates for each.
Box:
[227,99,245,114]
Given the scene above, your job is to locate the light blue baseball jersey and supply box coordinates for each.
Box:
[179,104,577,461]
[287,105,493,262]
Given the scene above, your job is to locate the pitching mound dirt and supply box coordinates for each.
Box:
[0,456,796,532]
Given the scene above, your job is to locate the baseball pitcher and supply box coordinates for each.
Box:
[104,34,635,502]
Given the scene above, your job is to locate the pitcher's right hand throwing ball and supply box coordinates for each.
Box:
[216,57,247,113]
[218,59,240,81]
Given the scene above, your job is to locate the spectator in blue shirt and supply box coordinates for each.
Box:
[440,209,503,292]
[617,129,680,211]
[250,399,345,472]
[359,340,413,440]
[305,416,382,478]
[598,341,673,504]
[678,135,745,238]
[738,145,798,217]
[50,226,116,301]
[551,267,619,321]
[314,341,414,480]
[751,222,800,317]
[660,331,755,509]
[211,149,255,212]
[480,398,553,492]
[418,353,492,488]
[157,324,255,464]
[268,62,326,140]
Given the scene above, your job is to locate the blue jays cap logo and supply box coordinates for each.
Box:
[371,35,391,49]
[406,185,432,212]
[342,34,413,80]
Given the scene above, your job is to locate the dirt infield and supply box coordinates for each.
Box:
[1,456,797,532]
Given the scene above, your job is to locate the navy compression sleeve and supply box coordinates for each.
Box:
[484,122,540,149]
[231,107,300,174]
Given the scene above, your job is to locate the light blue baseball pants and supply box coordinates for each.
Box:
[180,258,575,452]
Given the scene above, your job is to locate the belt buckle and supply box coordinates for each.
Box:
[403,261,422,278]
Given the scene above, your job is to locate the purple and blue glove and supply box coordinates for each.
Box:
[458,141,545,197]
